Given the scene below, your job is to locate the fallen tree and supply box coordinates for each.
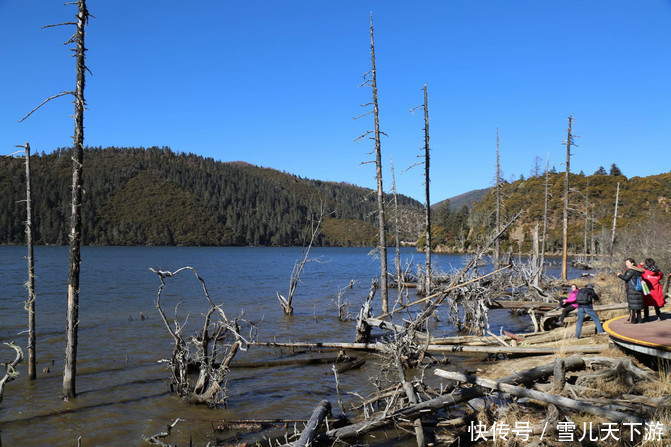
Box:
[434,368,647,424]
[313,355,587,443]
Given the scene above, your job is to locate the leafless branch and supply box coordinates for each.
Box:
[0,342,23,405]
[19,91,74,122]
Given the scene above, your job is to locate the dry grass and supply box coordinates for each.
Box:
[640,359,671,398]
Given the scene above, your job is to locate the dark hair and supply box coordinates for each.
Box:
[570,284,578,288]
[625,257,636,265]
[645,258,656,267]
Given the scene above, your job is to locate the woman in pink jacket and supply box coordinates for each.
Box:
[556,284,579,326]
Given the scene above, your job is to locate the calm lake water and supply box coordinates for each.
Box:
[0,246,580,446]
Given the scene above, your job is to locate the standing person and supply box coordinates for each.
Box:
[617,258,645,324]
[575,284,604,338]
[555,284,579,326]
[642,258,665,321]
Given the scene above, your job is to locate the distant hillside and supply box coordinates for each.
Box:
[467,171,671,254]
[0,147,425,247]
[432,187,490,211]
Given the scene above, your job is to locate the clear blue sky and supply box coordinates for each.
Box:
[2,1,670,203]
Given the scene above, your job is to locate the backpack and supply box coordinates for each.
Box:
[576,288,591,305]
[629,275,643,292]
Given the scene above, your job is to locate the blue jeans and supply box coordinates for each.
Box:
[575,304,604,338]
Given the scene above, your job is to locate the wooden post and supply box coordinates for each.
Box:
[24,143,36,381]
[63,0,89,400]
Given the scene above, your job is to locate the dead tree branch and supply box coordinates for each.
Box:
[0,342,23,406]
[277,201,326,315]
[150,266,252,407]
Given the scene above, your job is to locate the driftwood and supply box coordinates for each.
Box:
[314,355,585,443]
[256,340,606,355]
[354,281,376,343]
[376,265,513,320]
[0,342,23,405]
[295,399,331,447]
[434,368,647,424]
[409,210,523,332]
[230,356,352,369]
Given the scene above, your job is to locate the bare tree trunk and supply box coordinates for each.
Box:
[422,85,431,297]
[540,153,549,281]
[390,157,403,307]
[495,128,501,269]
[369,13,388,313]
[561,116,573,280]
[296,400,331,447]
[532,223,540,288]
[611,182,620,255]
[24,143,36,381]
[63,0,89,400]
[584,184,589,258]
[434,369,645,424]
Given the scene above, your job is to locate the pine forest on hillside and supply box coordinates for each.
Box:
[0,146,425,247]
[436,168,671,256]
[1,147,670,253]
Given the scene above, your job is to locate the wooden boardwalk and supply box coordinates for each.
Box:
[604,312,671,360]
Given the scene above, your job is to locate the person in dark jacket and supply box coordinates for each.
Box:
[617,258,645,324]
[555,284,579,326]
[574,284,604,338]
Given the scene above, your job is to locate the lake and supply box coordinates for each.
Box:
[0,246,579,446]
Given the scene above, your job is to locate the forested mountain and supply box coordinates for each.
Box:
[416,170,671,254]
[0,147,425,246]
[465,171,671,254]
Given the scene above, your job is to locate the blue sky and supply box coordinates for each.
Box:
[1,1,670,204]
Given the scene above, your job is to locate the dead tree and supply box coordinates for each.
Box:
[356,13,388,313]
[9,145,37,380]
[277,202,325,315]
[22,143,36,380]
[63,0,89,401]
[389,156,403,308]
[409,210,523,332]
[495,128,502,269]
[561,115,577,280]
[410,85,432,297]
[150,267,252,407]
[19,0,91,399]
[539,153,550,281]
[611,181,620,255]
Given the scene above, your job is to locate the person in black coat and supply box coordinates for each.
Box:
[617,258,645,324]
